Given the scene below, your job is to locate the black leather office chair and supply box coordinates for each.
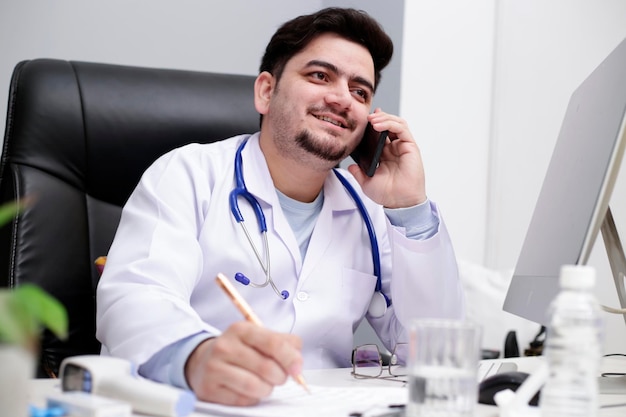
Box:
[0,59,258,377]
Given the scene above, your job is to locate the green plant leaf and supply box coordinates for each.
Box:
[0,201,21,226]
[0,292,25,345]
[15,284,68,339]
[0,197,35,228]
[0,200,64,349]
[0,284,68,347]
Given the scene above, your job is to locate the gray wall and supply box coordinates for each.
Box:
[0,0,404,142]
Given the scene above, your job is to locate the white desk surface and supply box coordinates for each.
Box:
[29,356,626,417]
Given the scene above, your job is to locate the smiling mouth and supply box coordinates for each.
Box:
[315,115,345,128]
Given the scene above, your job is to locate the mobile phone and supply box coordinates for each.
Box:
[350,122,389,177]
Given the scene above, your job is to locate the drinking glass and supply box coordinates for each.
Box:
[406,319,482,417]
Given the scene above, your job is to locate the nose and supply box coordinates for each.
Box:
[324,82,352,110]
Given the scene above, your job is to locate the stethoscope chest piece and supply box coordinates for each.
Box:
[367,291,388,318]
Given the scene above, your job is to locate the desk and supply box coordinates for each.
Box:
[28,356,626,417]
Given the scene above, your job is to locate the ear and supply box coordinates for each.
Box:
[254,71,274,115]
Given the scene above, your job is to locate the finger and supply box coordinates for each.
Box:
[194,360,269,406]
[347,163,367,184]
[217,323,291,386]
[230,322,304,381]
[368,112,412,142]
[187,335,276,405]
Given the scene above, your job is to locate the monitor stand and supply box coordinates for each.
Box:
[598,206,626,394]
[600,206,626,321]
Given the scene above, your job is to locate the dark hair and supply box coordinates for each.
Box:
[260,7,393,91]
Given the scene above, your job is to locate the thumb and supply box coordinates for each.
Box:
[347,163,367,185]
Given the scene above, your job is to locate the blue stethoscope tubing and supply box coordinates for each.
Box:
[229,138,289,300]
[229,137,391,317]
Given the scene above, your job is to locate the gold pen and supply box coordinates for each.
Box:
[215,273,310,394]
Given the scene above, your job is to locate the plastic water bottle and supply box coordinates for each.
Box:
[540,264,604,417]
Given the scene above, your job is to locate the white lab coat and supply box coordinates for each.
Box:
[96,133,464,369]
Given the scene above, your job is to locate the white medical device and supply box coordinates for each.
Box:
[59,355,195,417]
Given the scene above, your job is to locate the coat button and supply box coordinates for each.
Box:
[296,291,309,301]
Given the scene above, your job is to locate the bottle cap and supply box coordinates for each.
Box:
[559,264,596,289]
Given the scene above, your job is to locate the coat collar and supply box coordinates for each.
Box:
[240,132,361,213]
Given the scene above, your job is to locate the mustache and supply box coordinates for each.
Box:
[308,106,357,131]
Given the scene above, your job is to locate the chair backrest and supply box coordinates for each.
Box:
[0,59,258,377]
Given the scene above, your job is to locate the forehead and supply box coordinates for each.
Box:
[287,33,375,86]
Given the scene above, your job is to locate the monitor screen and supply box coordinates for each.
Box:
[503,36,626,326]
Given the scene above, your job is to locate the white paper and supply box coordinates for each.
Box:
[195,380,407,417]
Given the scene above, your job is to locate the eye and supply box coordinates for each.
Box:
[310,71,328,82]
[352,88,370,103]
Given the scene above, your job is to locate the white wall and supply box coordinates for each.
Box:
[491,0,626,355]
[402,0,626,354]
[401,0,496,267]
[489,0,626,272]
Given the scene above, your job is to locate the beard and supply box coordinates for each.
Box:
[294,129,348,163]
[268,85,357,167]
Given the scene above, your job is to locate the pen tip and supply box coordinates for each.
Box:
[295,374,311,394]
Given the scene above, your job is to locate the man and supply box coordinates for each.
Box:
[96,7,464,406]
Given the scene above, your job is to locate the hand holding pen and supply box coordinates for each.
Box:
[184,274,307,406]
[215,273,310,393]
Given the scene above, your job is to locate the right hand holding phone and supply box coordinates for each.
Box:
[347,108,427,209]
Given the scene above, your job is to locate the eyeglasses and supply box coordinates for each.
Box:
[351,343,408,382]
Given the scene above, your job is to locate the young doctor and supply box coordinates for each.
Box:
[96,7,464,406]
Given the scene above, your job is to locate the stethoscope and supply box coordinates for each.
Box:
[229,137,391,318]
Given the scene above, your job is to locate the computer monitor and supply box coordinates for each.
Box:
[503,36,626,328]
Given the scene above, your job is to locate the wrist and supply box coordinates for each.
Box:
[384,195,427,209]
[185,337,215,389]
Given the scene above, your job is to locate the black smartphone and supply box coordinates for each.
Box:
[350,122,389,177]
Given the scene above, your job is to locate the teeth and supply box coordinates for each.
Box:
[317,116,342,127]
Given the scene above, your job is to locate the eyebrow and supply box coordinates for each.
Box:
[305,59,375,95]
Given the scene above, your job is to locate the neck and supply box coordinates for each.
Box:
[259,135,329,203]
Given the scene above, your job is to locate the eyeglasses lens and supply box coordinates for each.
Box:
[353,344,382,377]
